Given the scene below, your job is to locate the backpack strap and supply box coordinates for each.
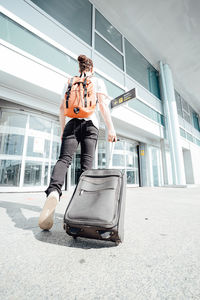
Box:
[65,77,74,108]
[83,77,88,107]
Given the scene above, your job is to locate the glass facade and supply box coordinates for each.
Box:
[151,148,159,186]
[128,99,164,126]
[31,0,92,45]
[1,4,162,101]
[98,140,106,169]
[0,109,60,189]
[0,160,21,186]
[125,39,161,99]
[70,146,81,186]
[95,73,124,98]
[95,10,122,52]
[95,34,124,70]
[0,134,24,155]
[0,13,78,75]
[175,90,200,132]
[111,139,139,185]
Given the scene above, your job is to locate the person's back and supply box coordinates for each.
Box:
[38,54,117,230]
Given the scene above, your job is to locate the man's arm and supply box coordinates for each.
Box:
[59,98,66,140]
[98,93,117,142]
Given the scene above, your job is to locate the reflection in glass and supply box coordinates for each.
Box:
[0,134,24,155]
[24,162,42,186]
[30,0,92,45]
[126,170,136,184]
[0,160,21,186]
[95,10,122,51]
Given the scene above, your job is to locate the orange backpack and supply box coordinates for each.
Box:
[64,76,96,118]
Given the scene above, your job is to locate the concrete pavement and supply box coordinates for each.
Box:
[0,186,200,300]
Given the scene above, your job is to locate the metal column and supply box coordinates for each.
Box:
[159,61,186,185]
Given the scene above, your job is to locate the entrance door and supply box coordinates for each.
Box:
[70,145,81,186]
[150,146,163,186]
[182,148,194,184]
[111,139,139,186]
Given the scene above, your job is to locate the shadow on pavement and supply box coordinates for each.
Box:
[0,201,116,249]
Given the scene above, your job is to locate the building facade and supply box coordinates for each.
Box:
[0,0,200,192]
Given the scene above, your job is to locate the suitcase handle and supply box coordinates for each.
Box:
[107,138,120,169]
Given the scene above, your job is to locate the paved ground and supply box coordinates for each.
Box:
[0,186,200,300]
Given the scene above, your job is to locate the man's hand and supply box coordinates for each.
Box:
[108,129,117,142]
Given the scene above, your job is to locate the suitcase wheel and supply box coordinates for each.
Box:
[73,236,77,240]
[69,227,81,235]
[115,240,121,246]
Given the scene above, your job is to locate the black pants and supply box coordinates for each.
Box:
[45,119,99,199]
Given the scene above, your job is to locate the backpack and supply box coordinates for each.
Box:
[64,76,96,118]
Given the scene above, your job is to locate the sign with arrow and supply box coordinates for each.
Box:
[110,88,137,109]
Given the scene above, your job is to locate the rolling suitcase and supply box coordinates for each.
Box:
[63,168,126,245]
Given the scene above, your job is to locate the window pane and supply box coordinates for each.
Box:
[0,160,21,186]
[112,154,125,167]
[31,0,92,45]
[29,116,51,133]
[0,134,24,155]
[152,148,159,186]
[53,123,60,137]
[44,164,49,185]
[23,162,42,186]
[192,112,200,131]
[95,10,122,51]
[182,111,191,123]
[0,13,78,74]
[128,99,164,125]
[126,154,134,168]
[0,111,27,128]
[114,141,124,150]
[95,33,124,70]
[98,140,106,168]
[180,128,186,138]
[26,137,50,158]
[126,170,137,184]
[95,73,124,98]
[182,98,189,112]
[125,38,161,99]
[175,90,183,117]
[186,132,193,142]
[51,141,60,160]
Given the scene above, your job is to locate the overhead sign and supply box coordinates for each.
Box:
[110,88,136,109]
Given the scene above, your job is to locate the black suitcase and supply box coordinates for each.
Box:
[63,169,126,246]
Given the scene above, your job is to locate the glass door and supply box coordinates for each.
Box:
[70,145,81,186]
[150,146,163,186]
[0,108,60,192]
